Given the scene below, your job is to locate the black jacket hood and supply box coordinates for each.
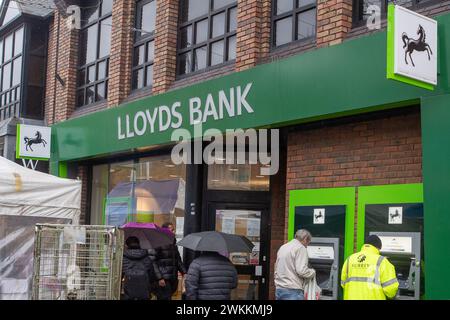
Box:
[124,249,148,260]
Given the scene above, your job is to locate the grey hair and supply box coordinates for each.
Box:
[295,229,312,242]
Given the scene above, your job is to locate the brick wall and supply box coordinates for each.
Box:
[284,107,422,252]
[152,0,179,95]
[316,0,353,47]
[268,131,287,300]
[45,11,79,125]
[235,0,271,71]
[108,0,135,107]
[77,165,89,224]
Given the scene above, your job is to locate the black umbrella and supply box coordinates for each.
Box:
[177,231,254,253]
[120,222,175,249]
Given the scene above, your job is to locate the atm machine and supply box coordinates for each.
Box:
[369,231,421,300]
[307,237,340,300]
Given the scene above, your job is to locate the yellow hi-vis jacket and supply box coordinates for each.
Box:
[341,244,399,300]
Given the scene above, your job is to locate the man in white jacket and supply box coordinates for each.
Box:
[274,229,316,300]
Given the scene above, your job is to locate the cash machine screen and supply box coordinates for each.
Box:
[308,245,335,290]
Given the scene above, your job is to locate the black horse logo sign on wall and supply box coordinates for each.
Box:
[402,24,433,67]
[24,131,47,152]
[390,209,401,221]
[314,211,323,222]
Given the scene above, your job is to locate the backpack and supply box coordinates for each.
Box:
[123,255,151,300]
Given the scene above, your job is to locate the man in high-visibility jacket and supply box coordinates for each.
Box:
[341,235,399,300]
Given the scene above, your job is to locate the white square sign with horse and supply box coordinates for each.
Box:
[394,5,437,85]
[17,124,51,159]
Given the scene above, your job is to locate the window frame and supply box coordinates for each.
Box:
[352,0,444,28]
[176,0,237,77]
[271,0,317,49]
[0,24,24,120]
[132,0,156,92]
[76,0,112,108]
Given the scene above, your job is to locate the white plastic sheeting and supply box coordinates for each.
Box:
[0,156,81,300]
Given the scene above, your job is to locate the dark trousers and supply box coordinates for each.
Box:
[155,279,179,300]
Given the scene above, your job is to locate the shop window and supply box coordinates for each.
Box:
[132,0,156,90]
[77,0,112,107]
[272,0,317,48]
[0,26,23,120]
[207,152,270,191]
[90,155,186,242]
[177,0,237,76]
[352,0,441,27]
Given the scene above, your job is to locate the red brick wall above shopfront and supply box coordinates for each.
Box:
[284,107,423,252]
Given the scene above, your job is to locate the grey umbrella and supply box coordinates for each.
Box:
[177,231,254,253]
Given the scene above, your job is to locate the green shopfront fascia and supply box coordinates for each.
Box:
[51,12,450,299]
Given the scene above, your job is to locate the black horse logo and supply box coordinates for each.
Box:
[390,209,401,221]
[314,211,323,222]
[24,131,47,152]
[402,24,433,67]
[357,254,366,263]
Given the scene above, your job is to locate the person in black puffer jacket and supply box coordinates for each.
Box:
[185,251,238,300]
[149,223,187,300]
[122,236,162,300]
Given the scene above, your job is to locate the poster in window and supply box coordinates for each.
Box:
[230,252,249,265]
[250,242,260,265]
[246,218,260,237]
[105,204,128,227]
[221,216,236,234]
[176,217,184,237]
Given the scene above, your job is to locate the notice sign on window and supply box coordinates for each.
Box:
[313,209,325,224]
[388,207,403,224]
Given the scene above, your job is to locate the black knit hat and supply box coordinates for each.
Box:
[366,235,382,250]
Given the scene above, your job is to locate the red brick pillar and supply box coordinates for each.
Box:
[316,0,353,47]
[235,0,271,71]
[45,11,79,125]
[152,0,179,95]
[77,165,89,225]
[268,132,287,300]
[108,0,135,107]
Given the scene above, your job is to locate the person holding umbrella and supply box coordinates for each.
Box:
[120,222,177,299]
[150,222,187,300]
[121,236,162,300]
[179,231,253,300]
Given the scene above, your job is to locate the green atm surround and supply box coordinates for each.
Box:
[356,183,424,250]
[288,187,356,260]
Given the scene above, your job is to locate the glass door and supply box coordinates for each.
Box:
[208,202,269,300]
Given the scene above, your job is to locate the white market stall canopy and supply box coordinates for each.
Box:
[0,156,82,300]
[0,156,81,223]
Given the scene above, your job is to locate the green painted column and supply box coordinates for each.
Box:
[421,94,450,300]
[49,161,67,178]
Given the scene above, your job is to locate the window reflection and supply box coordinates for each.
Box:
[273,0,317,47]
[77,0,112,107]
[178,0,237,75]
[207,152,270,191]
[90,155,186,237]
[132,0,156,90]
[0,26,23,120]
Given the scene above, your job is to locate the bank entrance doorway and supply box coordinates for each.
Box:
[203,159,271,300]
